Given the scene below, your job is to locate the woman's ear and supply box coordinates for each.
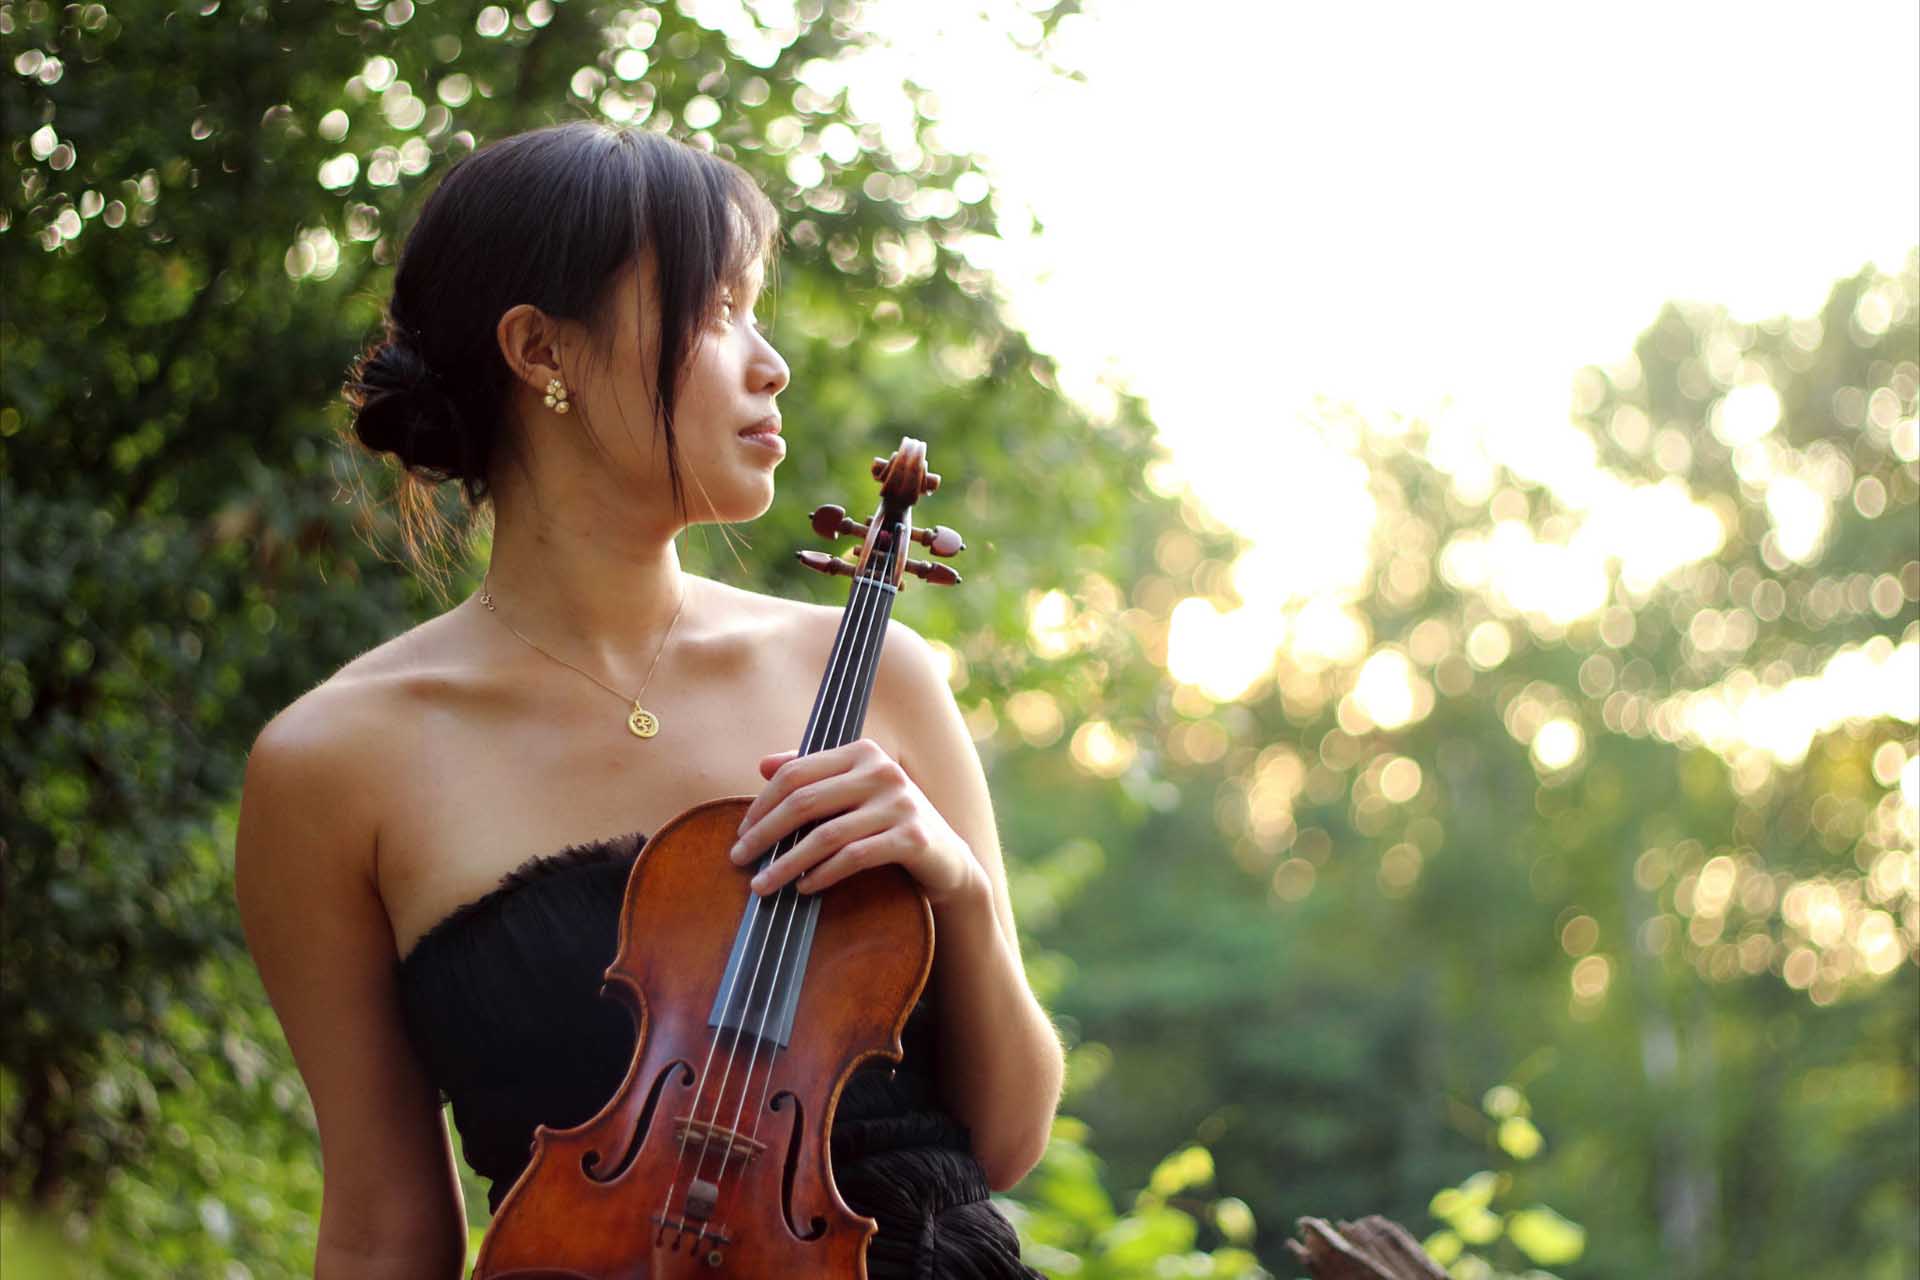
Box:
[496,303,567,393]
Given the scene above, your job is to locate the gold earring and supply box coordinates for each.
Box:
[543,376,571,415]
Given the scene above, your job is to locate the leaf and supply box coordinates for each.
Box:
[1096,1205,1197,1265]
[1496,1116,1543,1161]
[1145,1144,1215,1199]
[1506,1205,1586,1265]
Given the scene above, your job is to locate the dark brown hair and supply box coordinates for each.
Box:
[341,121,778,591]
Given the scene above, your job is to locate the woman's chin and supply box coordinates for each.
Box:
[689,481,776,526]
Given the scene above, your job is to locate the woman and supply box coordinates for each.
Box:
[234,121,1062,1278]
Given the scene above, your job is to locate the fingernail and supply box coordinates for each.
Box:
[750,873,769,893]
[730,842,746,861]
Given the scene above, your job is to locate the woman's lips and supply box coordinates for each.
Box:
[739,416,784,456]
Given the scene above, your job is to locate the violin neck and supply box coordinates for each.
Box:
[794,534,901,758]
[707,529,903,1050]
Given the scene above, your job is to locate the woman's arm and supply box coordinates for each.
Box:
[733,622,1065,1190]
[234,690,469,1279]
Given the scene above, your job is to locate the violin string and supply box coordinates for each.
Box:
[721,530,899,1182]
[656,554,872,1230]
[655,560,878,1235]
[666,532,896,1229]
[656,594,875,1243]
[656,861,775,1231]
[697,533,895,1203]
[687,535,893,1217]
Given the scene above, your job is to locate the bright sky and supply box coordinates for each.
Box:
[853,0,1917,517]
[839,0,1920,770]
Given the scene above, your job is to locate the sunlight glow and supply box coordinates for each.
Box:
[1348,650,1432,732]
[1070,720,1137,779]
[1028,589,1078,660]
[1531,718,1584,772]
[1713,383,1782,447]
[1005,689,1064,747]
[1764,474,1830,565]
[1664,635,1920,771]
[1167,596,1278,703]
[1570,954,1611,1002]
[847,0,1913,723]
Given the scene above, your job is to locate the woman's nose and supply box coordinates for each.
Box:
[753,332,790,396]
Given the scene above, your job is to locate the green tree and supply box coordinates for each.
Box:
[1034,256,1918,1278]
[2,0,1193,1273]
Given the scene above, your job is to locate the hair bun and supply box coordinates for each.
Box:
[345,332,470,479]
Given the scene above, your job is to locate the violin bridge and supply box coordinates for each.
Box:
[673,1116,767,1169]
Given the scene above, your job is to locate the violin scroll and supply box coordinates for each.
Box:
[871,456,939,495]
[800,438,966,589]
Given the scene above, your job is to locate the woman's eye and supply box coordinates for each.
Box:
[713,292,762,334]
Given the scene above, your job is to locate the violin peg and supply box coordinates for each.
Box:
[910,524,965,557]
[922,471,940,495]
[809,504,846,537]
[809,504,865,540]
[902,558,962,587]
[871,457,889,479]
[796,549,858,578]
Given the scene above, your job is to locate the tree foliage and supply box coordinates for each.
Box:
[1034,256,1919,1277]
[3,0,1178,1271]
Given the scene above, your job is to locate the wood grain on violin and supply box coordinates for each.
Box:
[473,439,963,1279]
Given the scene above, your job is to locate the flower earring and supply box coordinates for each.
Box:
[544,376,571,415]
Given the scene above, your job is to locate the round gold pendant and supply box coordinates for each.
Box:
[628,703,660,739]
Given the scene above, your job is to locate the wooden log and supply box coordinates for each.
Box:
[1285,1215,1451,1280]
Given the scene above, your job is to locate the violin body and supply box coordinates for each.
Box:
[474,796,934,1279]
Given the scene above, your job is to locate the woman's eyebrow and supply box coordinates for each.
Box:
[735,256,769,300]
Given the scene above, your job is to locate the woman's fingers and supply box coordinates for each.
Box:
[731,739,930,897]
[737,741,861,834]
[756,749,798,780]
[735,740,891,849]
[748,806,894,894]
[788,830,902,895]
[732,765,872,864]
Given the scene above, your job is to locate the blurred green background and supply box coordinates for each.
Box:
[2,1,1915,1277]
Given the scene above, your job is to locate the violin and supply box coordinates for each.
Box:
[473,439,967,1279]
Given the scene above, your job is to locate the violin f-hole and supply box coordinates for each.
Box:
[770,1090,828,1242]
[580,1059,691,1184]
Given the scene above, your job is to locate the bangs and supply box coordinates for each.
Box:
[606,127,778,354]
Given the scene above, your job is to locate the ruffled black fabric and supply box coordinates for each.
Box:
[395,832,1039,1278]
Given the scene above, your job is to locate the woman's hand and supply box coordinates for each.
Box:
[729,738,987,906]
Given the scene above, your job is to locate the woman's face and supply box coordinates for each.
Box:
[573,252,790,526]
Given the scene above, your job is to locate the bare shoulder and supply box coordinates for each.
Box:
[689,575,845,663]
[703,577,944,683]
[239,612,466,880]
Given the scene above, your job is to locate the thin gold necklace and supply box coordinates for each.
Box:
[477,573,688,739]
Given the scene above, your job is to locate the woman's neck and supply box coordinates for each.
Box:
[477,486,693,684]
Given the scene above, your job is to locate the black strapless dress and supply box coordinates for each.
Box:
[395,830,1039,1279]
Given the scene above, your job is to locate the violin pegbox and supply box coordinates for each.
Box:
[797,437,966,589]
